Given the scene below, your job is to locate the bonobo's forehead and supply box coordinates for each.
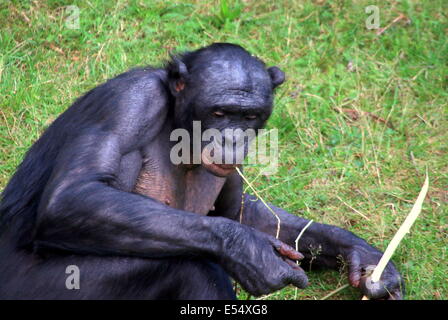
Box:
[192,54,273,108]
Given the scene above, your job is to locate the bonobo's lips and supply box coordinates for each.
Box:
[201,150,241,177]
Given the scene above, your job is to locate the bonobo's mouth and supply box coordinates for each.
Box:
[201,149,241,177]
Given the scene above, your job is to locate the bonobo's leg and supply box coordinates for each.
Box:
[172,259,236,300]
[0,237,234,300]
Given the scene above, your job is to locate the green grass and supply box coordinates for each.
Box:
[0,0,447,300]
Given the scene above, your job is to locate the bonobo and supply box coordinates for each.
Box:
[0,43,404,299]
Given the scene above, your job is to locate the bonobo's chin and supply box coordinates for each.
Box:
[201,151,241,177]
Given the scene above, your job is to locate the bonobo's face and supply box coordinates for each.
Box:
[192,60,274,177]
[169,44,285,177]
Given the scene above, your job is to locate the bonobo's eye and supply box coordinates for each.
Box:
[245,114,257,120]
[213,111,225,118]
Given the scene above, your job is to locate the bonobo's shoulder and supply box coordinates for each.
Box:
[112,66,167,84]
[61,67,170,150]
[107,67,169,101]
[101,66,171,119]
[106,67,170,149]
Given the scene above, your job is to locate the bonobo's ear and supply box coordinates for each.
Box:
[167,56,189,96]
[267,66,285,89]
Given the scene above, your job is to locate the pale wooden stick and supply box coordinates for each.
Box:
[362,171,429,299]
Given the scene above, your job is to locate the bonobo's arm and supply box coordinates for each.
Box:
[214,172,404,299]
[36,130,222,258]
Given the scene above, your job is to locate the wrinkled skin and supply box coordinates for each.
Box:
[0,43,403,299]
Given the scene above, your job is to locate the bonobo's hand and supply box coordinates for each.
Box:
[219,224,308,296]
[343,245,405,300]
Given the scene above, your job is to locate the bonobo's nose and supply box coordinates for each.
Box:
[203,128,255,165]
[220,128,254,165]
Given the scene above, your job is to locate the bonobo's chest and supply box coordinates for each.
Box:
[132,143,227,215]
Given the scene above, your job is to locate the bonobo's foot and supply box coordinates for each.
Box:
[343,245,405,300]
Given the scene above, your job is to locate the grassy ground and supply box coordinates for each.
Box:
[0,0,446,300]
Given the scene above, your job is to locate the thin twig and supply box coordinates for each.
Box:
[294,220,313,300]
[336,195,371,221]
[376,14,409,36]
[236,167,281,239]
[321,284,350,300]
[295,220,314,250]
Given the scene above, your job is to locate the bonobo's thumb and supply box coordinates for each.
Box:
[271,238,304,260]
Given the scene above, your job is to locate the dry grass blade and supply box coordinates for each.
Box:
[295,220,314,252]
[236,167,281,239]
[376,14,411,36]
[336,195,371,221]
[294,220,313,300]
[334,107,395,130]
[321,284,350,300]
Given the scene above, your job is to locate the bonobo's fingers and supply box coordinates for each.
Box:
[345,246,405,300]
[357,271,404,300]
[346,250,362,287]
[271,238,308,289]
[369,267,405,300]
[271,238,304,261]
[284,258,303,270]
[359,275,389,299]
[220,226,309,297]
[387,289,403,300]
[285,262,308,289]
